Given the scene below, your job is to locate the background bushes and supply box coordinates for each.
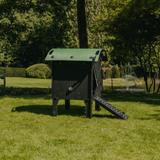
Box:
[26,63,51,79]
[0,67,26,77]
[102,69,106,79]
[112,66,120,78]
[102,68,121,79]
[105,69,112,79]
[119,64,125,77]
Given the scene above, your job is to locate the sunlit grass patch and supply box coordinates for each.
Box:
[103,78,135,87]
[5,77,51,88]
[0,93,160,159]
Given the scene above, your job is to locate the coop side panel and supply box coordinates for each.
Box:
[52,62,91,100]
[93,58,103,97]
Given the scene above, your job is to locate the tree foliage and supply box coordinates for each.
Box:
[0,0,111,67]
[1,0,160,94]
[97,0,160,92]
[0,0,72,67]
[0,39,12,67]
[66,0,107,49]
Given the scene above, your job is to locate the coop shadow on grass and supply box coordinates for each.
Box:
[11,105,86,117]
[11,105,120,119]
[102,93,160,106]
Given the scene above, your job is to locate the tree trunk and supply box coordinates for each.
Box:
[156,68,160,93]
[138,55,149,92]
[156,83,160,93]
[77,0,88,48]
[144,76,149,93]
[148,78,153,92]
[153,76,155,93]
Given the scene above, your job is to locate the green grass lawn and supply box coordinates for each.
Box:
[1,77,135,88]
[3,77,51,88]
[103,78,135,87]
[0,93,160,160]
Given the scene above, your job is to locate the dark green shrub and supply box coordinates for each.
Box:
[45,68,52,79]
[0,67,26,77]
[26,63,51,79]
[102,69,106,79]
[112,67,120,78]
[120,64,125,77]
[105,69,112,78]
[114,69,120,78]
[119,70,124,78]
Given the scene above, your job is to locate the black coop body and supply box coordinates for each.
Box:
[45,48,128,119]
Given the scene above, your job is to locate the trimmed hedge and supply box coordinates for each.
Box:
[0,67,26,77]
[112,67,120,78]
[102,69,106,79]
[105,69,112,78]
[26,63,51,79]
[104,68,120,79]
[120,64,125,77]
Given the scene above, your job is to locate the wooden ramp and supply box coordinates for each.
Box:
[94,96,128,120]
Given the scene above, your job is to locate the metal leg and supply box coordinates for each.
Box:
[95,101,101,111]
[85,100,92,118]
[52,97,59,116]
[65,100,70,110]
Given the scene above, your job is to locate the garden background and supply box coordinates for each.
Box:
[0,1,160,159]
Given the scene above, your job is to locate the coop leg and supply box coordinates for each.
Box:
[65,100,70,110]
[52,97,59,116]
[95,101,101,111]
[85,100,92,118]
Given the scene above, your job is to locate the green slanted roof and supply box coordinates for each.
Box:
[45,48,103,62]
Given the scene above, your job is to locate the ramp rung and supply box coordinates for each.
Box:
[94,96,128,119]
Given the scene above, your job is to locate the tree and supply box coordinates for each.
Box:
[66,0,107,49]
[0,39,12,67]
[77,0,88,48]
[97,0,160,92]
[0,0,72,67]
